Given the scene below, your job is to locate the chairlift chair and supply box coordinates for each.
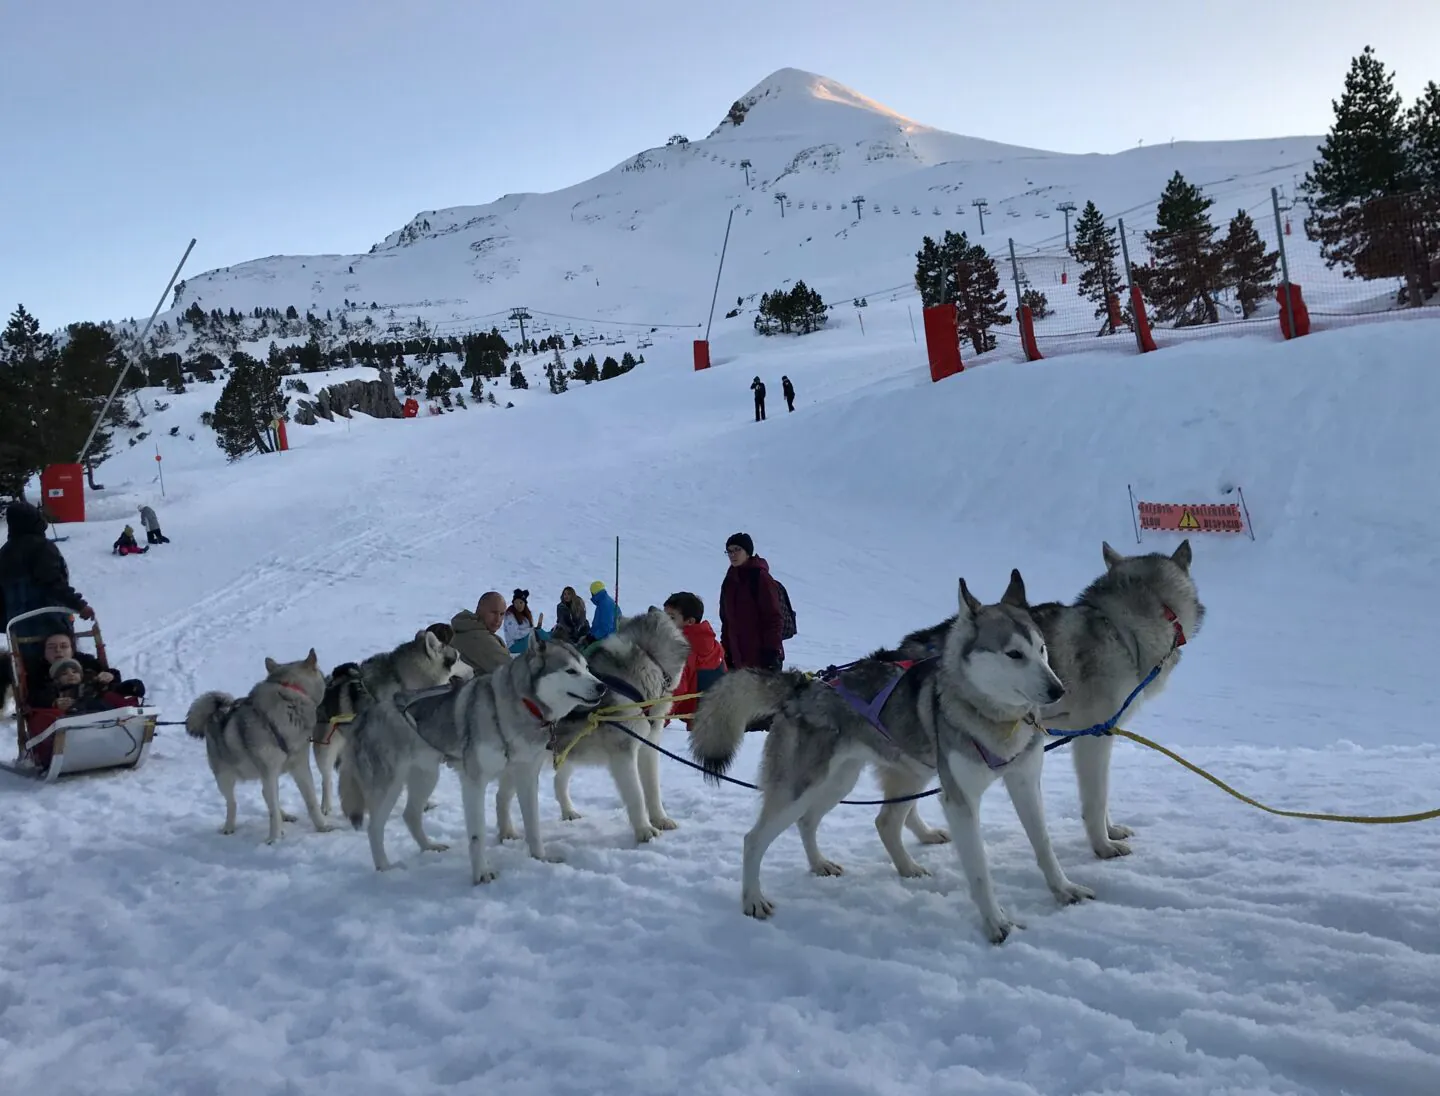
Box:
[2,607,158,783]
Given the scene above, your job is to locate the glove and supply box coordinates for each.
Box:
[78,604,95,621]
[761,651,783,673]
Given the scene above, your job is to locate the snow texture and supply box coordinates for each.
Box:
[4,307,1440,1095]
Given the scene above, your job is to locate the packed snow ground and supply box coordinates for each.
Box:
[4,309,1440,1095]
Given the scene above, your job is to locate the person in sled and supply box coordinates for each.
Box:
[28,657,137,714]
[39,632,146,700]
[553,585,591,645]
[0,500,93,702]
[502,588,551,653]
[113,525,148,556]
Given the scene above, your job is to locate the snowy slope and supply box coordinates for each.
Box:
[145,68,1328,346]
[4,305,1440,1095]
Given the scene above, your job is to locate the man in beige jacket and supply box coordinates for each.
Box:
[450,591,511,673]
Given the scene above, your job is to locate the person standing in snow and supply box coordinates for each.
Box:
[138,504,169,544]
[719,532,784,672]
[751,376,767,422]
[662,591,726,721]
[782,376,795,413]
[588,580,619,641]
[0,501,92,644]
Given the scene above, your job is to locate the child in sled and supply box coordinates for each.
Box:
[663,592,727,724]
[112,525,148,556]
[29,658,138,715]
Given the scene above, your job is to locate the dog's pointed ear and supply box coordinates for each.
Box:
[305,648,319,669]
[1172,539,1192,571]
[1102,542,1124,570]
[958,578,982,618]
[1000,568,1028,609]
[264,656,278,674]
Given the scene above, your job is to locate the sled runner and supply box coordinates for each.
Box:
[2,606,158,783]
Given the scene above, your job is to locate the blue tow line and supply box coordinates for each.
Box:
[1041,660,1165,752]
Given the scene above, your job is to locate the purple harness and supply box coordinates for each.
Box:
[822,658,1021,771]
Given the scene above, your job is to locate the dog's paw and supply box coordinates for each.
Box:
[1052,879,1097,905]
[634,825,661,844]
[422,842,450,854]
[498,824,521,842]
[219,823,236,835]
[560,808,582,822]
[423,800,437,814]
[809,858,845,878]
[743,891,775,919]
[473,870,497,885]
[1092,839,1132,859]
[313,822,338,834]
[650,815,679,831]
[1107,822,1134,840]
[895,860,931,879]
[983,910,1024,945]
[281,811,299,824]
[320,803,333,817]
[532,851,564,865]
[918,828,951,845]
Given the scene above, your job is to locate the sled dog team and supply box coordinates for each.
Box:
[185,540,1204,943]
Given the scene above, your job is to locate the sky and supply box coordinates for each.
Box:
[2,0,1435,330]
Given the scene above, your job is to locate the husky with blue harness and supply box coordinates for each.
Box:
[689,570,1095,944]
[877,541,1205,861]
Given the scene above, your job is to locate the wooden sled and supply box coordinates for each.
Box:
[2,606,158,783]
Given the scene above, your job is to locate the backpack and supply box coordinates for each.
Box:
[774,580,797,641]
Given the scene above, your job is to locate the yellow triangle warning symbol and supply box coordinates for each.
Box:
[1178,509,1200,530]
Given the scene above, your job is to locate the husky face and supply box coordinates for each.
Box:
[527,635,607,719]
[263,648,326,704]
[1099,538,1206,641]
[395,630,474,690]
[954,571,1065,714]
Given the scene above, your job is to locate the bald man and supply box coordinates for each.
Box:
[449,591,512,673]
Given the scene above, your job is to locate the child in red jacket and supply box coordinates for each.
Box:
[663,592,726,721]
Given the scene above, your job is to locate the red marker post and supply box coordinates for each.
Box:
[155,447,165,498]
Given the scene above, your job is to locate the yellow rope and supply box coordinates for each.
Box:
[552,691,706,768]
[1114,728,1440,824]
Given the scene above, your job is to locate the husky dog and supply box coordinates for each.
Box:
[495,607,690,844]
[879,541,1205,860]
[690,572,1093,943]
[184,649,334,844]
[312,661,365,816]
[333,631,475,869]
[386,636,607,883]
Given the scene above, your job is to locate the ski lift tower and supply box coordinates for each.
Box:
[508,307,532,347]
[972,198,990,235]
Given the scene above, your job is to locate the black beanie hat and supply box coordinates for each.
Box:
[726,532,754,557]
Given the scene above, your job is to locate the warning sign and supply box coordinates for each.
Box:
[1136,501,1245,534]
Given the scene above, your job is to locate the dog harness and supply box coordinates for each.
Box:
[1162,605,1187,648]
[818,659,928,742]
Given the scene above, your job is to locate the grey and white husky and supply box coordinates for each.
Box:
[496,607,690,844]
[332,630,474,870]
[690,571,1094,944]
[314,634,471,818]
[184,649,334,844]
[384,636,607,884]
[880,541,1205,860]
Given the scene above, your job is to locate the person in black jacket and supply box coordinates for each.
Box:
[0,500,93,705]
[751,376,767,422]
[782,375,796,412]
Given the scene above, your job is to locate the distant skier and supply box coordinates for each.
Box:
[113,526,148,556]
[782,376,795,413]
[751,376,767,422]
[138,504,169,545]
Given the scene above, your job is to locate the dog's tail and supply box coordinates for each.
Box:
[338,734,366,829]
[184,691,236,739]
[687,669,795,785]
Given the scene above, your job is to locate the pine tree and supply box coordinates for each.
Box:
[1302,47,1428,304]
[211,351,289,460]
[548,347,569,393]
[1134,172,1222,326]
[1021,288,1051,320]
[470,375,484,401]
[1221,210,1280,318]
[620,351,637,373]
[508,360,528,389]
[0,305,56,496]
[424,369,448,399]
[600,355,621,380]
[580,353,599,383]
[913,234,952,307]
[952,236,1011,352]
[1408,81,1440,190]
[1070,201,1123,322]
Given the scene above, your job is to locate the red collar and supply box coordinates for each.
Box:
[281,682,311,697]
[1162,605,1187,648]
[522,697,549,724]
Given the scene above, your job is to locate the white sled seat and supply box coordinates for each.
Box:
[23,706,158,783]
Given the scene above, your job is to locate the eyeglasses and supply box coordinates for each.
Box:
[725,546,745,555]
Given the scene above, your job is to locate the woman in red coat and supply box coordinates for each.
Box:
[719,532,784,672]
